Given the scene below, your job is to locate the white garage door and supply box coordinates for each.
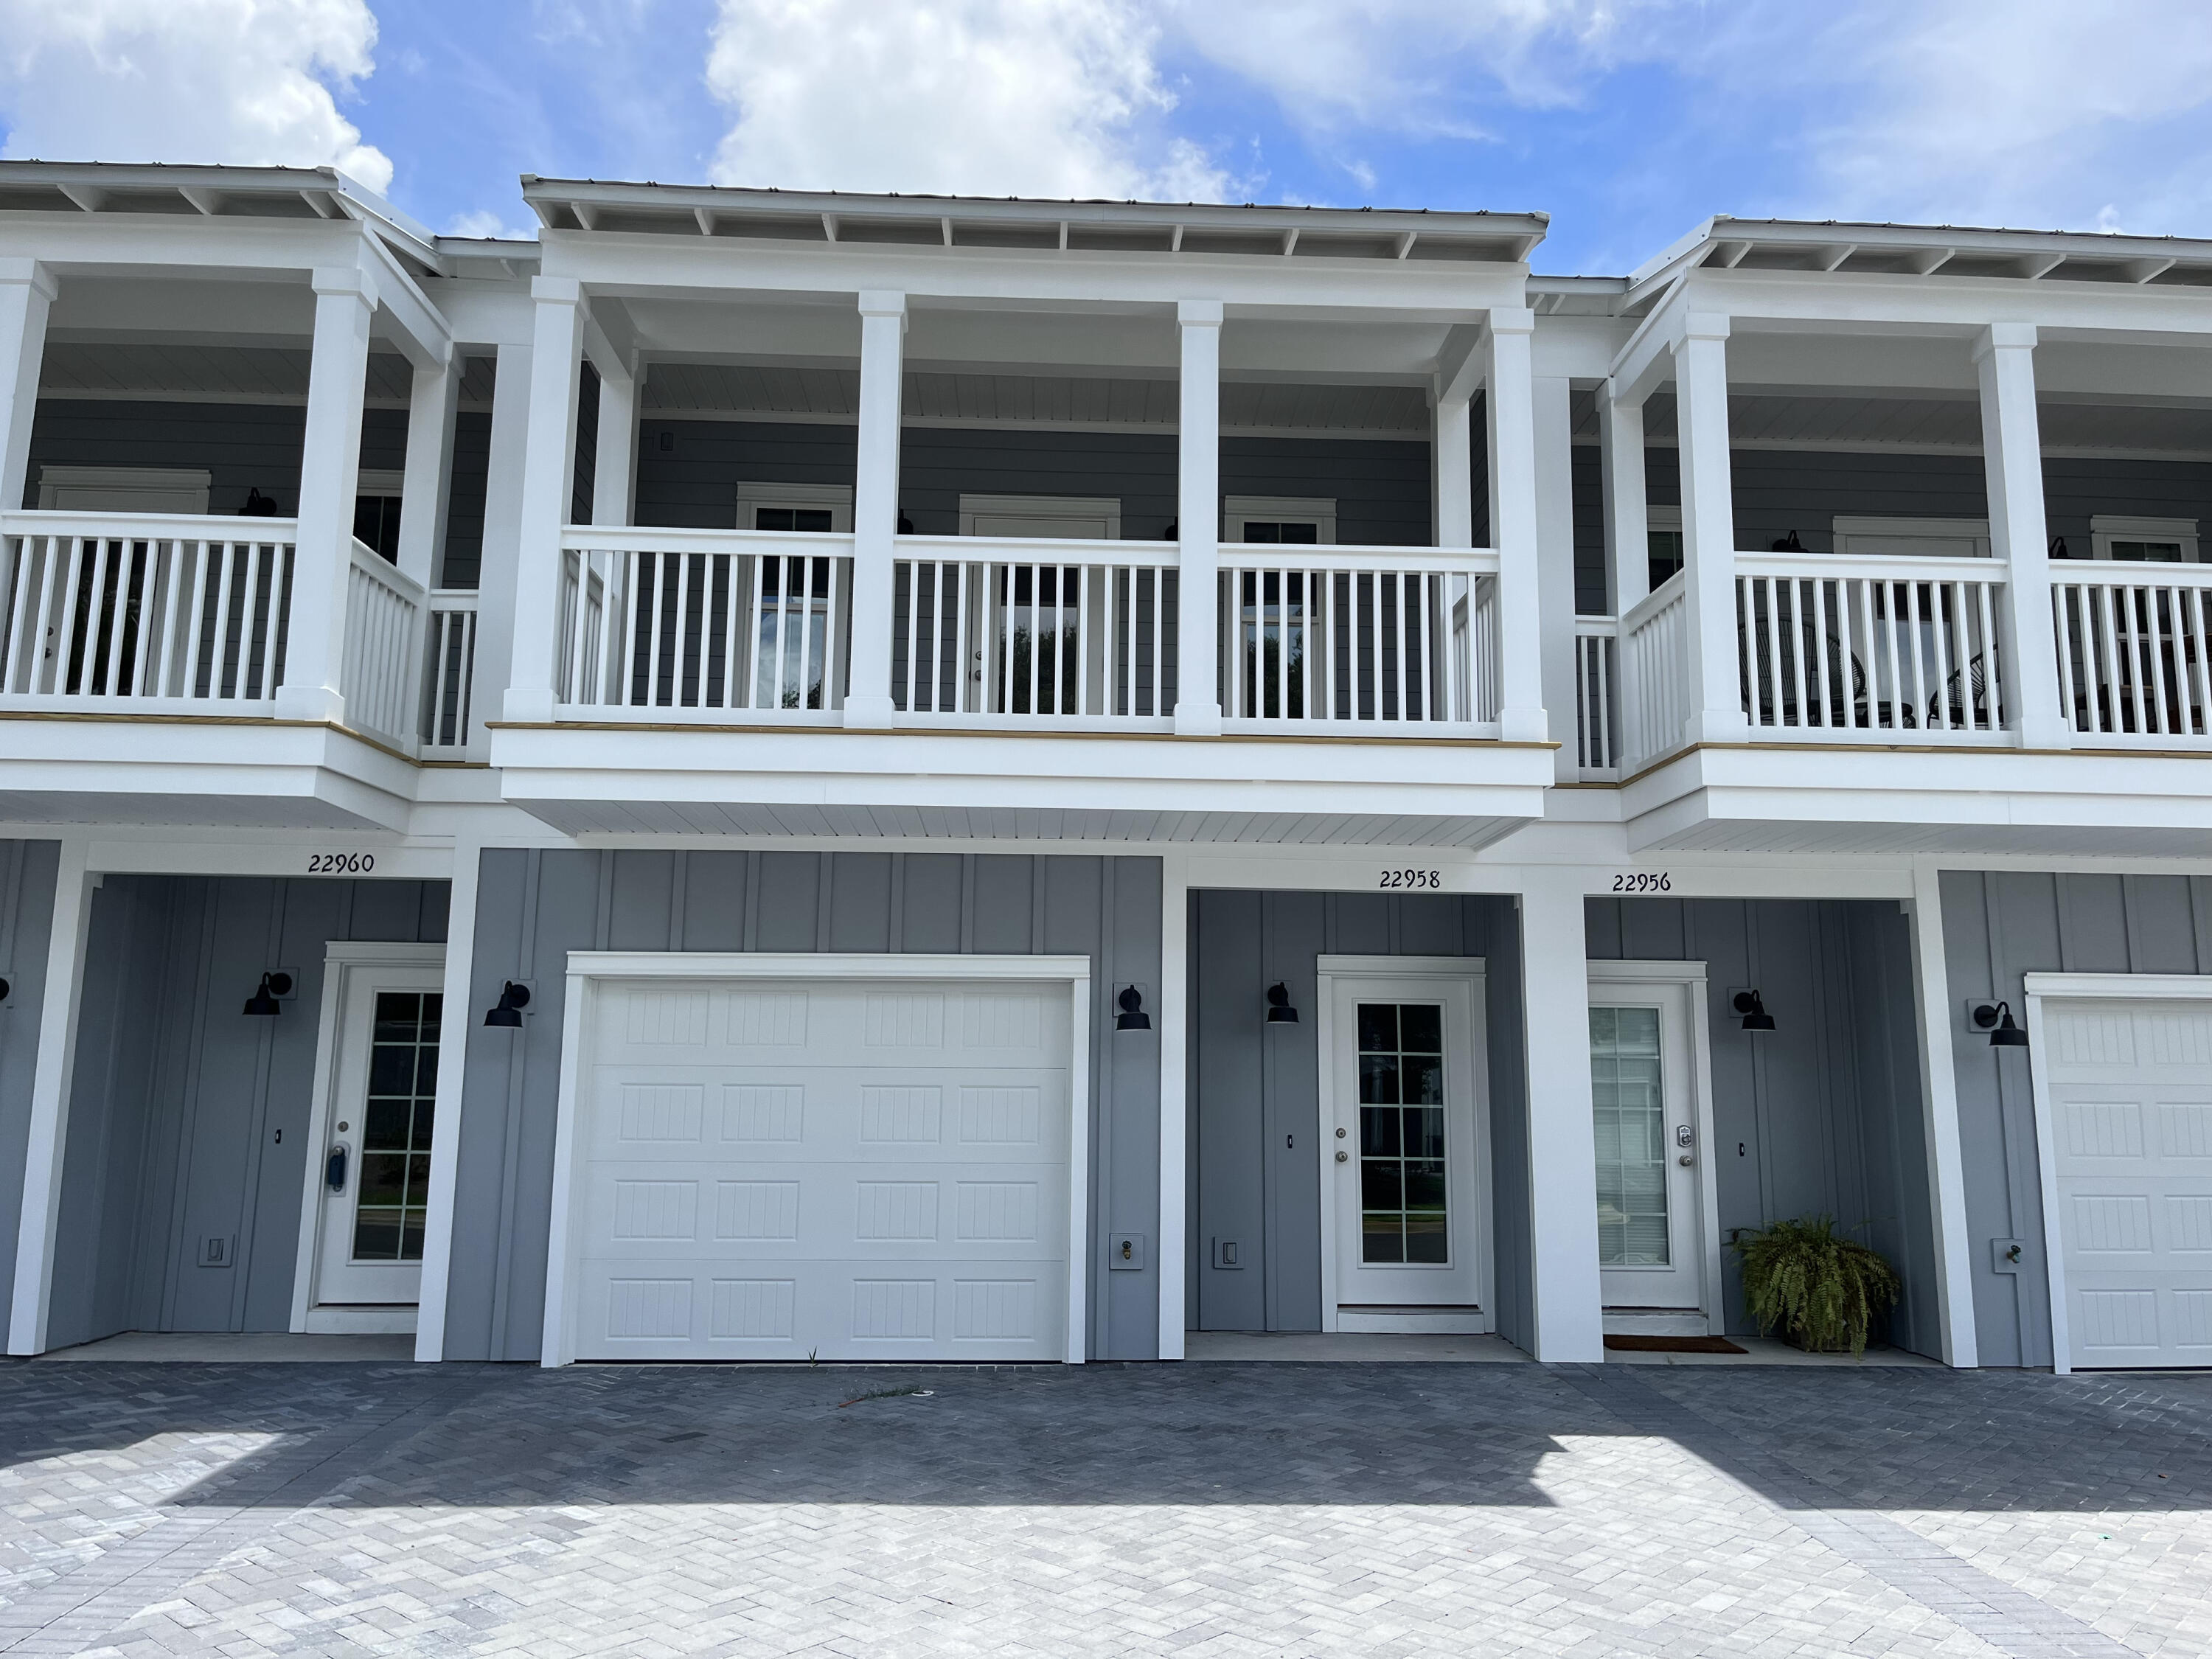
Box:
[2046,998,2212,1369]
[570,975,1074,1361]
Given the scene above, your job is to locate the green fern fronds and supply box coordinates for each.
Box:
[1731,1215,1901,1357]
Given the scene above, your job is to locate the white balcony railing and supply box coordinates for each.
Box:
[1573,616,1619,778]
[1217,547,1500,733]
[421,591,478,752]
[338,537,427,751]
[893,538,1178,725]
[1736,552,2009,745]
[0,512,296,711]
[557,528,853,718]
[2053,563,2212,745]
[1620,571,1690,771]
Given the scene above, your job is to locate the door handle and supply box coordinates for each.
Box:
[326,1145,348,1193]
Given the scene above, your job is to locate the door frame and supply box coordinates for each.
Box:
[1587,960,1723,1335]
[540,951,1093,1368]
[288,939,448,1335]
[2023,970,2212,1375]
[1314,955,1492,1333]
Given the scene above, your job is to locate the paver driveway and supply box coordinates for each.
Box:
[0,1358,2205,1657]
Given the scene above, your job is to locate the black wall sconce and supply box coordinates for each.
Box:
[1115,985,1151,1032]
[484,981,532,1028]
[243,972,293,1017]
[1972,1001,2029,1048]
[1733,990,1775,1032]
[1265,982,1299,1024]
[0,977,12,1003]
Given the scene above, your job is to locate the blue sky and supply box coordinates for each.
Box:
[4,1,2211,275]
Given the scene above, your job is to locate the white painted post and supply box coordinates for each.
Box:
[1175,301,1223,736]
[1598,378,1649,615]
[7,842,93,1355]
[1673,316,1749,742]
[1906,863,1982,1368]
[1155,853,1191,1358]
[1484,308,1546,742]
[1534,375,1579,780]
[471,343,533,737]
[0,260,56,515]
[413,838,483,1363]
[397,357,459,592]
[1433,387,1473,549]
[1975,323,2069,749]
[501,277,586,724]
[845,291,906,728]
[1517,872,1604,1362]
[274,268,378,724]
[592,354,639,529]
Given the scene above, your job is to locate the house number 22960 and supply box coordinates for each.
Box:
[1379,869,1441,889]
[307,852,376,874]
[1612,872,1672,892]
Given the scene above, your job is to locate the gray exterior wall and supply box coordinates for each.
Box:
[1938,870,2212,1368]
[1586,897,1939,1357]
[49,875,448,1350]
[0,841,60,1324]
[446,849,1164,1363]
[1185,891,1531,1348]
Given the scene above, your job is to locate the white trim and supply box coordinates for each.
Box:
[1223,494,1338,546]
[413,838,482,1362]
[307,1304,417,1334]
[2019,970,2212,1376]
[1158,854,1191,1360]
[2087,514,2199,562]
[538,950,1093,1368]
[288,939,447,1334]
[735,480,854,532]
[1587,959,1722,1334]
[1313,954,1493,1335]
[355,469,406,497]
[35,465,212,513]
[957,492,1121,538]
[6,842,93,1356]
[1910,863,1980,1368]
[1832,515,1992,557]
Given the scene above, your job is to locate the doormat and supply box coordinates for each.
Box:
[1603,1335,1748,1354]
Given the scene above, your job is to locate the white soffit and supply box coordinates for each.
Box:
[1569,388,2212,457]
[38,342,498,408]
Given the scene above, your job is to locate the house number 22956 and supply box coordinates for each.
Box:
[1379,869,1441,889]
[1612,872,1672,892]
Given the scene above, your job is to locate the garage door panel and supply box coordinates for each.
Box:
[583,1164,1065,1257]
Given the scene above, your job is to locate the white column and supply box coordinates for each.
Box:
[1155,853,1191,1359]
[472,343,532,741]
[1598,378,1649,616]
[1673,316,1748,742]
[1975,323,2068,749]
[274,268,377,724]
[1484,307,1545,742]
[1534,375,1579,781]
[397,358,459,591]
[0,260,56,515]
[413,837,484,1362]
[1907,863,1982,1368]
[592,355,639,529]
[501,278,586,722]
[1433,386,1473,549]
[7,841,93,1354]
[1518,873,1604,1362]
[845,292,905,727]
[1175,301,1223,737]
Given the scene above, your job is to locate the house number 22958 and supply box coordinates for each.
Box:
[1379,869,1441,889]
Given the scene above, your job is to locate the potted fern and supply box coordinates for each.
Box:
[1731,1216,1901,1357]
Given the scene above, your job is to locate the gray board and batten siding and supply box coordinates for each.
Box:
[447,849,1164,1363]
[46,874,448,1352]
[0,841,60,1332]
[1585,897,1941,1358]
[1939,871,2212,1370]
[1186,891,1534,1352]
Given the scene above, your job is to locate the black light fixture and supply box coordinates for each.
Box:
[1115,985,1151,1032]
[1972,1000,2030,1049]
[484,981,532,1029]
[1265,981,1300,1024]
[243,971,293,1017]
[1733,989,1776,1032]
[1770,529,1805,553]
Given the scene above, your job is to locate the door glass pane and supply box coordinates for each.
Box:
[1590,1005,1669,1267]
[1356,1001,1448,1265]
[351,990,442,1264]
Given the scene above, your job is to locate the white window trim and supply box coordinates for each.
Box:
[2020,970,2212,1376]
[1224,494,1337,546]
[356,469,406,498]
[288,940,448,1337]
[2088,514,2199,561]
[1832,515,1992,557]
[736,481,854,532]
[1587,959,1722,1335]
[540,950,1093,1368]
[1648,506,1683,532]
[956,493,1122,539]
[36,465,212,513]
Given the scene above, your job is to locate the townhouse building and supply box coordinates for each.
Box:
[0,159,2204,1373]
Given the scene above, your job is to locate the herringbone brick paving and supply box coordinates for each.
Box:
[0,1359,2201,1656]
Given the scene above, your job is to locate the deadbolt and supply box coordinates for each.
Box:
[1335,1127,1346,1138]
[1335,1150,1349,1163]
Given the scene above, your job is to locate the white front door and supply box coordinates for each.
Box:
[2045,995,2212,1369]
[313,966,445,1307]
[1587,973,1707,1313]
[1322,970,1487,1322]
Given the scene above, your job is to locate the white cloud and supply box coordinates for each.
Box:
[445,207,535,240]
[0,0,393,193]
[706,0,1231,201]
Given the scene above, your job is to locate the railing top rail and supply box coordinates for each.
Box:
[1222,543,1500,574]
[347,537,428,602]
[1735,549,2011,580]
[560,524,855,555]
[896,532,1172,563]
[1,509,302,540]
[1620,568,1688,633]
[428,588,481,608]
[2051,560,2212,588]
[1574,614,1619,633]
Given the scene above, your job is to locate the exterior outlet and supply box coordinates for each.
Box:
[1211,1238,1242,1270]
[199,1235,234,1268]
